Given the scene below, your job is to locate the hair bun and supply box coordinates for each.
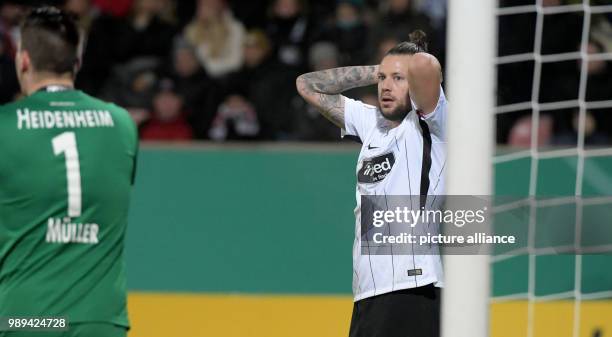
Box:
[409,30,428,53]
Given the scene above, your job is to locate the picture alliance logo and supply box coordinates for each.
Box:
[358,153,395,183]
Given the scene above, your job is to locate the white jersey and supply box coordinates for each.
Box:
[343,88,447,302]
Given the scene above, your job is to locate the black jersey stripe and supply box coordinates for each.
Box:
[368,191,377,294]
[383,190,395,292]
[418,118,433,209]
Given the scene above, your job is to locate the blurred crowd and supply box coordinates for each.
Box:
[498,0,612,147]
[0,0,610,145]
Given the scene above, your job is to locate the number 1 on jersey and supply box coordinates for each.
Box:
[52,132,82,217]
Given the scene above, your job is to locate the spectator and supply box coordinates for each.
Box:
[167,38,219,139]
[542,39,612,137]
[208,94,260,141]
[114,0,176,63]
[184,0,245,79]
[141,78,194,141]
[372,36,399,63]
[584,39,612,102]
[100,57,160,126]
[308,42,340,70]
[0,1,25,58]
[584,39,612,137]
[591,14,612,53]
[266,0,314,70]
[64,0,96,32]
[156,0,178,26]
[416,0,446,30]
[552,111,610,146]
[318,0,369,66]
[292,41,343,141]
[371,0,436,52]
[77,0,176,95]
[499,0,583,145]
[222,29,297,139]
[508,115,554,148]
[93,0,133,17]
[415,0,447,65]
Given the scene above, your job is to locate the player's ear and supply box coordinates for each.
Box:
[74,57,82,75]
[18,50,32,74]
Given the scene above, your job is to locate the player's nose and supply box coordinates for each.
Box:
[380,77,392,91]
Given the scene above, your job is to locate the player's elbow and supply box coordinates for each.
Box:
[408,53,441,80]
[295,75,303,93]
[295,75,310,99]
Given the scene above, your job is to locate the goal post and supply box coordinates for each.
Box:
[443,1,496,337]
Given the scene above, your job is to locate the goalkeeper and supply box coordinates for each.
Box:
[0,7,137,337]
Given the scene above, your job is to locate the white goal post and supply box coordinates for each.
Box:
[443,1,495,337]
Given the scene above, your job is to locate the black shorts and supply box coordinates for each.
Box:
[349,284,441,337]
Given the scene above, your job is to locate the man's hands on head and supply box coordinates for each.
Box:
[406,53,442,116]
[296,66,379,129]
[295,53,442,128]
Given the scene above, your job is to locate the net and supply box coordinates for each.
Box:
[492,1,612,337]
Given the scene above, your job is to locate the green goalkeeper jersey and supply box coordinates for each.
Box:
[0,88,138,328]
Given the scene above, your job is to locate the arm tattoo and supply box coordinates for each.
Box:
[304,65,379,94]
[296,66,378,128]
[319,93,344,127]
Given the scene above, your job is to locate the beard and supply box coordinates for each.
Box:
[379,90,411,122]
[380,101,410,121]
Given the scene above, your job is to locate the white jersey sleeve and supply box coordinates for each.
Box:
[342,96,378,142]
[418,87,447,143]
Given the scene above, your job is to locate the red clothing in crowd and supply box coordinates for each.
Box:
[93,0,134,17]
[140,117,193,141]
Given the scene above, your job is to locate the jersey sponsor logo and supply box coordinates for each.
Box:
[45,217,99,244]
[358,152,395,183]
[16,108,114,130]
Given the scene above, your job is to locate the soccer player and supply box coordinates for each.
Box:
[296,31,446,337]
[0,7,137,337]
